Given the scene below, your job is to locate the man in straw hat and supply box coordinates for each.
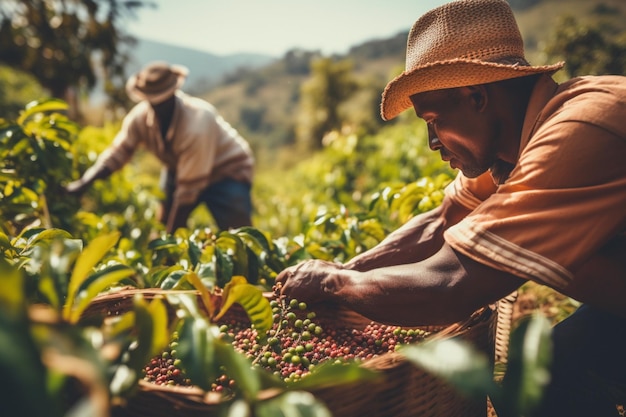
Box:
[276,0,626,415]
[66,61,254,233]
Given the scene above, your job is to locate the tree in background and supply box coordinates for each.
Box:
[544,13,626,77]
[296,57,358,150]
[0,65,47,120]
[0,0,155,119]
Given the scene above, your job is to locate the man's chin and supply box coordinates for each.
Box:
[458,165,487,179]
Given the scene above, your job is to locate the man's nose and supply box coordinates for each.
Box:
[428,135,442,151]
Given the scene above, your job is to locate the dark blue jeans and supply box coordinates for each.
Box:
[196,178,252,230]
[533,305,626,417]
[161,170,252,231]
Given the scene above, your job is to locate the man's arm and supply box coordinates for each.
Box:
[562,237,626,320]
[344,197,471,271]
[278,243,525,326]
[65,165,113,195]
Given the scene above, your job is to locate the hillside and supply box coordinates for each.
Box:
[201,33,408,169]
[83,0,625,167]
[126,39,276,92]
[195,0,625,171]
[85,39,275,109]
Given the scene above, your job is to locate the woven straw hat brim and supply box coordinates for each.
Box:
[126,64,189,104]
[380,58,564,121]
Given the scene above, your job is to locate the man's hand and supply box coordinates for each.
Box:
[275,259,344,304]
[64,166,112,196]
[64,179,87,196]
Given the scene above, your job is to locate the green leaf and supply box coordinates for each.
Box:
[0,310,57,417]
[23,228,73,253]
[176,316,220,391]
[159,269,191,290]
[214,340,262,401]
[235,227,274,256]
[288,360,379,390]
[147,235,178,250]
[499,313,552,416]
[18,99,69,126]
[63,231,121,320]
[128,294,155,374]
[150,265,183,288]
[214,276,273,334]
[185,271,216,318]
[102,310,136,339]
[356,218,386,242]
[215,246,234,288]
[109,364,139,398]
[255,391,333,417]
[187,239,202,268]
[0,232,13,252]
[0,258,25,318]
[69,264,136,323]
[244,245,260,285]
[145,296,170,358]
[216,231,249,277]
[166,292,204,320]
[38,275,61,311]
[399,337,500,402]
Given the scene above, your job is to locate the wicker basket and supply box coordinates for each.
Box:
[84,288,504,417]
[493,291,518,366]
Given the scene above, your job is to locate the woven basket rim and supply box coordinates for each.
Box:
[88,287,497,416]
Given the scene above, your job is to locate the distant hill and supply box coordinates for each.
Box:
[87,38,275,106]
[197,0,625,168]
[85,0,624,163]
[125,39,276,94]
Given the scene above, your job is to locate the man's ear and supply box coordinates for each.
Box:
[461,85,488,112]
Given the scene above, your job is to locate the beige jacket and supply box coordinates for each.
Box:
[88,91,254,205]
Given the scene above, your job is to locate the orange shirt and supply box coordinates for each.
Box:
[444,74,626,291]
[89,91,254,205]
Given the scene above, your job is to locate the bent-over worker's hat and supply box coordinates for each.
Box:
[380,0,564,121]
[126,61,189,104]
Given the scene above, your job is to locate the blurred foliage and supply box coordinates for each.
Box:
[0,98,163,254]
[253,119,453,238]
[544,14,626,77]
[0,228,170,417]
[0,99,81,234]
[0,64,47,120]
[401,313,553,417]
[296,57,359,150]
[69,122,163,247]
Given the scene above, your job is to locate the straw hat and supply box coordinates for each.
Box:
[126,61,189,104]
[380,0,564,121]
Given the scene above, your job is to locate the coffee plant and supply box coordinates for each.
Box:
[0,99,557,417]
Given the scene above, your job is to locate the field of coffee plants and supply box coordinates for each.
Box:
[0,100,560,417]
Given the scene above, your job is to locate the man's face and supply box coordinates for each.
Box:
[409,87,499,178]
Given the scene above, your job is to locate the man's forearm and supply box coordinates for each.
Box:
[323,244,524,326]
[66,165,112,194]
[344,198,469,271]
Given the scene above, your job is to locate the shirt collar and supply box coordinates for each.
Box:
[144,92,182,140]
[489,74,559,185]
[519,74,559,156]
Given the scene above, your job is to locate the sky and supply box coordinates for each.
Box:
[127,0,451,57]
